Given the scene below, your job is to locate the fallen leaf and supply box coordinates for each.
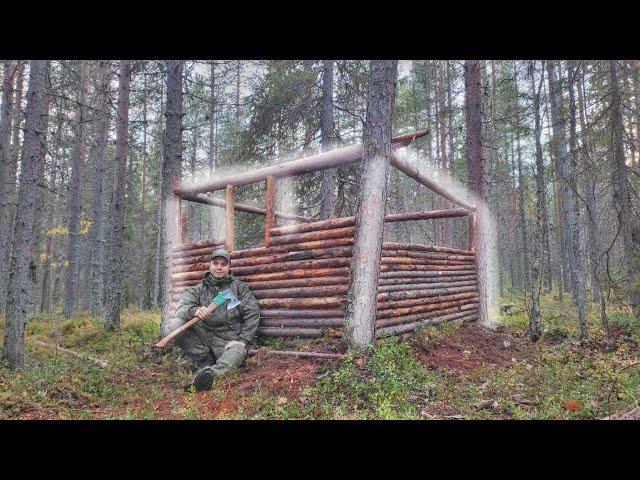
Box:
[564,400,582,412]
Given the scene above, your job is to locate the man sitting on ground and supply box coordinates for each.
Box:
[174,248,260,392]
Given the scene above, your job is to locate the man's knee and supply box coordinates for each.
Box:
[218,340,247,368]
[175,330,211,369]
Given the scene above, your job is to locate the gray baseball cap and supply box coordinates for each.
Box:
[211,248,231,262]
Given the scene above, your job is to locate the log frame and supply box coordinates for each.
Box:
[179,191,312,223]
[264,175,276,246]
[163,126,489,340]
[226,184,234,252]
[173,129,428,196]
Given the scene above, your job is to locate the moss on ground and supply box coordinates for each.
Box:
[0,292,638,419]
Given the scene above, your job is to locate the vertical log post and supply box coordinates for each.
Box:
[226,184,235,252]
[264,175,276,247]
[173,174,183,245]
[468,210,477,253]
[180,211,188,244]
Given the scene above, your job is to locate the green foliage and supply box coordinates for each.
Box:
[315,340,425,419]
[1,291,639,419]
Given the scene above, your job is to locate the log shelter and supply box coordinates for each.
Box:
[167,129,480,339]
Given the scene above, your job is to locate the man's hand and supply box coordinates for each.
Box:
[194,306,211,321]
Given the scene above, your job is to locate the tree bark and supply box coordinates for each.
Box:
[40,111,64,314]
[3,62,26,297]
[138,63,151,309]
[548,60,588,339]
[208,60,218,237]
[29,64,52,314]
[104,60,132,330]
[319,60,336,220]
[609,60,639,317]
[62,61,89,318]
[343,60,398,350]
[576,63,602,306]
[464,60,489,325]
[0,61,16,313]
[87,61,111,317]
[513,61,533,320]
[2,60,48,369]
[160,60,184,336]
[529,60,546,341]
[566,61,588,339]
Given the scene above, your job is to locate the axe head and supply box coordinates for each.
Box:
[219,289,241,310]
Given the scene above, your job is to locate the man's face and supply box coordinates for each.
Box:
[210,257,230,278]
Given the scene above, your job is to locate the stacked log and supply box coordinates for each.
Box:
[240,222,354,331]
[167,216,479,339]
[372,243,478,335]
[168,222,355,334]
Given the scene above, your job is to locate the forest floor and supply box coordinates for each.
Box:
[1,293,639,420]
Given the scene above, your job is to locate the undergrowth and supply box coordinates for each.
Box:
[0,291,638,419]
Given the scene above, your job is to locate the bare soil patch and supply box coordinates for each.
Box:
[410,323,537,375]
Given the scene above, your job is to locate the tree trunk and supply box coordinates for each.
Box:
[28,66,52,314]
[548,60,587,340]
[513,61,534,328]
[104,60,132,331]
[40,112,64,314]
[208,60,218,238]
[2,60,48,370]
[529,60,545,341]
[566,60,588,339]
[235,61,241,162]
[344,60,398,350]
[63,61,89,318]
[319,60,336,220]
[138,64,151,310]
[86,61,111,317]
[160,60,184,336]
[464,60,489,325]
[153,73,165,308]
[609,60,639,317]
[0,61,16,313]
[3,62,26,292]
[438,61,451,244]
[576,63,602,306]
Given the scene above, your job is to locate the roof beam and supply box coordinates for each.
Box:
[180,192,313,223]
[174,129,428,196]
[389,151,476,211]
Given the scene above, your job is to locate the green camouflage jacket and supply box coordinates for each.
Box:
[175,272,260,345]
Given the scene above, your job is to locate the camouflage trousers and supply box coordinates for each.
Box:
[174,323,248,379]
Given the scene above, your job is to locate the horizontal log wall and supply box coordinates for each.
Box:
[168,216,478,338]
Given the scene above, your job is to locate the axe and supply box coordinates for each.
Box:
[155,289,241,349]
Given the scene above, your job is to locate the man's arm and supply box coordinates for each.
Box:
[236,282,260,345]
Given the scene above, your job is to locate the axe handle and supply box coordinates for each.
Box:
[155,301,217,349]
